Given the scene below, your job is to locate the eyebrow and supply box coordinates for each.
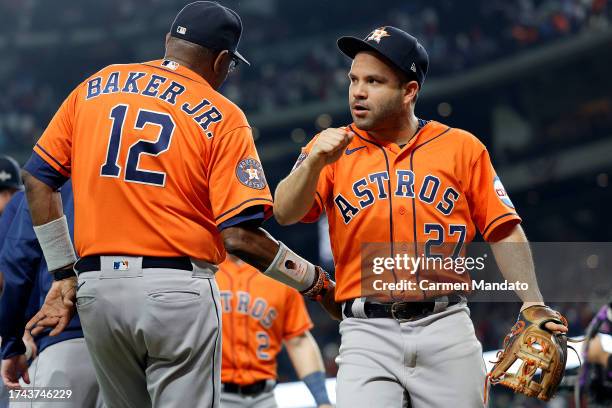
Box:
[348,72,387,82]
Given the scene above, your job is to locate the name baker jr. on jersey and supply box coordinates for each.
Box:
[86,68,223,139]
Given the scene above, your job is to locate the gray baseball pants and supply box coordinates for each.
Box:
[336,302,487,408]
[10,338,103,408]
[75,256,221,408]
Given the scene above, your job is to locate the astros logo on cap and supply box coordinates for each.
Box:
[0,170,12,182]
[367,27,390,43]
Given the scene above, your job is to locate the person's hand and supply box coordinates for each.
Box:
[318,405,333,408]
[26,276,77,336]
[22,330,38,360]
[1,355,30,389]
[308,128,354,167]
[521,302,568,334]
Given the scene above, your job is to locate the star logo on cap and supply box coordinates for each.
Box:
[366,27,390,43]
[0,170,12,182]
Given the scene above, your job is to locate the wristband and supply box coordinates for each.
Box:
[33,215,77,272]
[303,371,330,406]
[263,242,316,291]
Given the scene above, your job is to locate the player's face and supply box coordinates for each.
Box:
[348,52,406,131]
[0,190,13,214]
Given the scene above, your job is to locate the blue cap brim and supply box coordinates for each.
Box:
[337,36,381,60]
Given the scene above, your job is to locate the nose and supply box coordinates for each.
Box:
[351,80,367,100]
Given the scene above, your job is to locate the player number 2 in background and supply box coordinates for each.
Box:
[256,332,271,360]
[100,104,176,187]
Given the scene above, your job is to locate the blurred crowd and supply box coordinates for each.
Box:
[0,0,611,154]
[1,3,611,404]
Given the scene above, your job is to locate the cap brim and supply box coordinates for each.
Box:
[233,50,250,66]
[337,36,380,59]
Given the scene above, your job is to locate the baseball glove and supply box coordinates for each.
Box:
[488,305,568,401]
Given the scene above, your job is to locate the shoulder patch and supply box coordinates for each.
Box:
[236,158,267,190]
[494,176,514,209]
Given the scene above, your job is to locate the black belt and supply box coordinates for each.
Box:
[343,294,463,321]
[74,256,193,274]
[222,380,270,396]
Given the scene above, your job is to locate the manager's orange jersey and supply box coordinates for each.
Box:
[296,120,521,302]
[32,60,272,263]
[217,257,313,385]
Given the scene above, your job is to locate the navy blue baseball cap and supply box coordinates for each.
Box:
[0,155,23,190]
[338,26,429,87]
[170,1,249,66]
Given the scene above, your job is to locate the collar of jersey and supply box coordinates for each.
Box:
[348,120,443,155]
[142,59,213,88]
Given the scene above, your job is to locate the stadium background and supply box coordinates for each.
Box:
[1,0,611,406]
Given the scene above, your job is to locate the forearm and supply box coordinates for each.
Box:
[490,224,543,304]
[222,226,279,271]
[285,332,325,378]
[274,157,324,225]
[23,171,64,226]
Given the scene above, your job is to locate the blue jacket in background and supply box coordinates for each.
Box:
[0,182,83,358]
[0,191,23,247]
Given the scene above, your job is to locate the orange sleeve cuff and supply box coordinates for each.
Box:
[482,213,522,241]
[300,192,324,224]
[283,322,314,341]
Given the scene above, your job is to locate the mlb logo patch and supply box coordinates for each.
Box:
[177,26,187,35]
[113,261,129,271]
[162,60,179,70]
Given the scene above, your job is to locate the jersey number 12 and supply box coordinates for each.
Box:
[100,104,175,187]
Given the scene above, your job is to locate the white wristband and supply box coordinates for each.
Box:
[33,215,77,272]
[263,242,316,291]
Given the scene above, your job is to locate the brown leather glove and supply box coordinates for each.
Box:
[488,305,568,401]
[301,266,342,320]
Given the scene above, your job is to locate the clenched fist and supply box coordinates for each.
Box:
[308,128,354,167]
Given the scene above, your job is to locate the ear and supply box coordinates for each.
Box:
[165,32,171,48]
[213,50,230,74]
[403,80,420,105]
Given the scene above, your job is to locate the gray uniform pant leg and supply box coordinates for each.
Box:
[76,257,221,408]
[10,338,103,408]
[336,305,487,408]
[220,391,276,408]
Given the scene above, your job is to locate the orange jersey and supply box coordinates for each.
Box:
[297,120,521,302]
[216,258,313,385]
[32,60,272,263]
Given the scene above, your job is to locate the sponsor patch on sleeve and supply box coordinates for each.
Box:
[494,176,514,209]
[236,158,267,190]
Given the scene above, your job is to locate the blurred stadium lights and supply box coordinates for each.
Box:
[586,254,599,269]
[290,128,306,144]
[436,102,452,117]
[315,113,332,130]
[597,173,609,187]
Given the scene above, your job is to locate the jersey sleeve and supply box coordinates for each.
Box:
[282,288,314,340]
[31,87,80,179]
[293,135,333,223]
[208,126,273,227]
[466,148,521,241]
